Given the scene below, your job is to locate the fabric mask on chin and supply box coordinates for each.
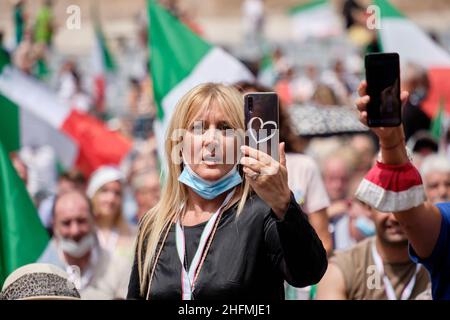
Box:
[178,162,242,200]
[58,233,96,258]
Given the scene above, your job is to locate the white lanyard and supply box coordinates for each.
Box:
[371,240,420,300]
[175,190,234,300]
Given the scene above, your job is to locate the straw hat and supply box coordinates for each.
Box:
[0,263,81,300]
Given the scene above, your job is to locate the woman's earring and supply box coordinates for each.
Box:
[179,148,185,165]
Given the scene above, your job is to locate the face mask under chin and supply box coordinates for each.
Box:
[355,216,376,237]
[178,162,243,200]
[57,233,96,258]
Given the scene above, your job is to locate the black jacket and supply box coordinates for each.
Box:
[127,192,328,300]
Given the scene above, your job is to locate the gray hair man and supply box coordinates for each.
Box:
[420,154,450,204]
[39,190,130,299]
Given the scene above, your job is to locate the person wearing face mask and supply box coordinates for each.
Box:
[234,81,333,300]
[401,63,431,142]
[316,206,430,300]
[127,83,327,300]
[38,190,131,299]
[352,80,450,300]
[87,166,136,261]
[333,177,376,251]
[333,197,376,251]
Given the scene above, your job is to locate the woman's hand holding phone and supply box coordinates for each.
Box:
[242,92,290,217]
[244,92,280,162]
[240,143,291,219]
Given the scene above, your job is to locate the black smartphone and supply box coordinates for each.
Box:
[244,92,279,161]
[365,53,401,127]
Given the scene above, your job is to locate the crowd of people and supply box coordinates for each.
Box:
[1,0,450,301]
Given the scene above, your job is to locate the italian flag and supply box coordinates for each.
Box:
[431,102,445,141]
[0,49,132,178]
[147,0,254,165]
[0,141,49,287]
[91,21,116,114]
[257,52,277,88]
[376,0,450,118]
[288,0,342,41]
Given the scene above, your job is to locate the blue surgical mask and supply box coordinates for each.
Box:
[178,163,242,200]
[355,216,376,237]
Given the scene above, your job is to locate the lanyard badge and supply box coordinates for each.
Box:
[175,190,235,300]
[371,240,420,300]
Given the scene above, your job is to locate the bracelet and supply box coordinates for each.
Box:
[380,139,405,150]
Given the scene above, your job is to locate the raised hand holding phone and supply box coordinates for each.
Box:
[365,53,402,127]
[356,81,410,165]
[240,92,290,218]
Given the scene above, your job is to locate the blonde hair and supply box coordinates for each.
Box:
[92,186,131,235]
[136,83,251,296]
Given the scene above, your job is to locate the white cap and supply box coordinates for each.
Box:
[86,166,124,198]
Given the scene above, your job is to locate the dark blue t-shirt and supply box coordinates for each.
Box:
[409,203,450,300]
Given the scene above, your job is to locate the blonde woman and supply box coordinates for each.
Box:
[127,83,327,300]
[87,166,136,261]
